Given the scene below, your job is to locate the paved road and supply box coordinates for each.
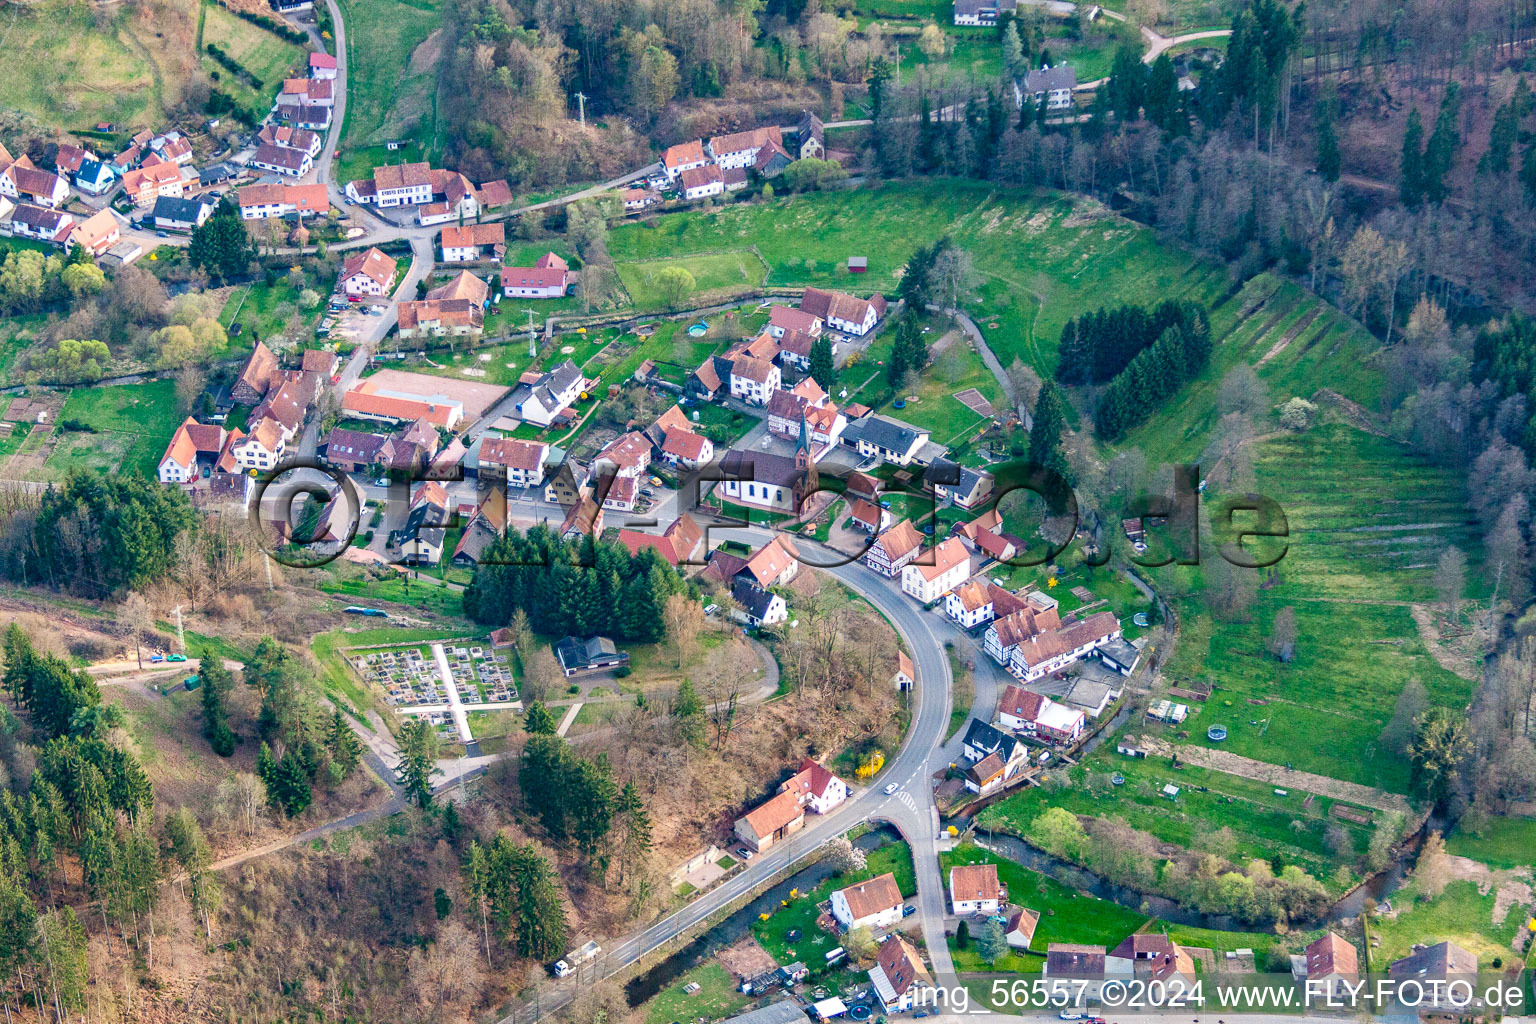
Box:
[489,523,958,1024]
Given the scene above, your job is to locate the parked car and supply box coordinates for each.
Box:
[166,654,187,663]
[1038,751,1051,765]
[1059,1013,1084,1020]
[901,904,917,917]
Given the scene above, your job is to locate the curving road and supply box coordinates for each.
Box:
[490,523,960,1024]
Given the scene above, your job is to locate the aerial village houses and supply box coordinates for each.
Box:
[502,252,572,298]
[729,355,781,405]
[732,579,787,627]
[342,377,465,429]
[1292,933,1360,1002]
[869,938,936,1014]
[251,143,313,178]
[259,124,324,158]
[715,445,815,516]
[985,599,1124,683]
[475,438,550,488]
[733,752,846,853]
[661,140,709,180]
[309,51,338,78]
[949,863,1004,916]
[339,247,398,297]
[1386,942,1478,1010]
[996,684,1086,744]
[830,872,904,932]
[945,580,994,629]
[840,414,932,466]
[780,757,847,813]
[660,427,713,469]
[397,270,488,340]
[510,359,584,427]
[67,210,121,257]
[617,513,704,566]
[231,419,287,473]
[1005,907,1040,949]
[864,520,925,577]
[801,287,886,337]
[119,160,187,207]
[849,498,892,535]
[237,182,330,220]
[0,147,70,208]
[708,126,784,169]
[732,790,803,853]
[158,418,232,484]
[680,163,725,201]
[953,0,1017,25]
[9,206,73,244]
[767,304,823,340]
[796,110,825,159]
[440,222,506,262]
[900,536,970,604]
[346,162,433,207]
[1017,65,1079,111]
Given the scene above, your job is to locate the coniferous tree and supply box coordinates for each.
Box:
[808,335,835,389]
[200,650,236,757]
[396,718,440,807]
[324,709,363,781]
[1314,97,1341,181]
[615,780,652,882]
[188,196,255,282]
[1144,54,1179,131]
[1479,101,1518,177]
[1400,108,1427,209]
[1027,381,1069,479]
[672,679,705,748]
[523,700,557,735]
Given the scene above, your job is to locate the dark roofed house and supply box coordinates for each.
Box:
[1018,64,1079,111]
[554,636,629,676]
[1387,942,1477,1007]
[795,110,825,159]
[1045,943,1106,979]
[152,194,215,232]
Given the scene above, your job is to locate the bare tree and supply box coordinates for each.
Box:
[663,593,702,670]
[116,592,154,669]
[1434,546,1468,622]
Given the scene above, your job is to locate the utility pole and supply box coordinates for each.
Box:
[171,604,186,653]
[522,308,539,358]
[894,49,902,88]
[574,91,588,127]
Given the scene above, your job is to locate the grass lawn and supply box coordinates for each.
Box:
[45,380,181,479]
[1369,878,1527,969]
[219,279,326,347]
[940,842,1147,968]
[977,752,1372,890]
[200,3,306,119]
[1149,421,1482,794]
[333,0,443,182]
[751,841,917,976]
[1445,815,1536,871]
[316,570,469,622]
[642,963,752,1024]
[4,2,169,130]
[882,328,1003,446]
[614,251,771,310]
[946,646,974,742]
[0,314,45,385]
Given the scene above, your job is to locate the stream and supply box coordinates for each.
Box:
[624,826,900,1008]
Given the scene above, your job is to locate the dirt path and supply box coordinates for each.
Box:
[1408,604,1480,681]
[1256,306,1324,367]
[1141,737,1412,814]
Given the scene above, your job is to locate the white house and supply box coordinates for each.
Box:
[309,51,339,79]
[729,355,781,406]
[767,304,823,339]
[8,204,73,243]
[779,758,848,815]
[830,872,903,932]
[476,437,550,488]
[501,252,571,298]
[900,537,969,604]
[715,451,804,515]
[731,580,788,627]
[707,126,783,170]
[593,431,653,480]
[661,140,708,180]
[945,580,994,629]
[250,143,312,178]
[840,414,931,466]
[801,288,886,337]
[511,359,584,427]
[680,163,724,201]
[231,420,286,472]
[869,938,935,1014]
[864,520,924,577]
[996,684,1086,743]
[1016,65,1079,112]
[339,247,397,297]
[157,418,227,484]
[660,428,714,470]
[949,863,1003,916]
